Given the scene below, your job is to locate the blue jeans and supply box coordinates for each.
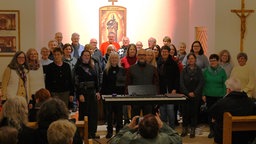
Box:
[160,104,175,128]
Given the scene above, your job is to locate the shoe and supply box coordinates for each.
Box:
[180,127,188,137]
[106,133,113,138]
[208,131,214,138]
[90,134,100,139]
[190,127,195,138]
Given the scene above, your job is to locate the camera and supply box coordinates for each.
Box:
[152,105,160,115]
[136,117,143,125]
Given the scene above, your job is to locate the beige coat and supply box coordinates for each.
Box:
[1,67,31,102]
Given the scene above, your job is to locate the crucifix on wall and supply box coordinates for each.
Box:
[231,0,254,52]
[108,0,117,6]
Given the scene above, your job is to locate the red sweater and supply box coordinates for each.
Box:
[100,41,120,55]
[121,56,137,70]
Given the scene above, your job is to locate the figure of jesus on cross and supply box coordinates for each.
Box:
[231,0,254,52]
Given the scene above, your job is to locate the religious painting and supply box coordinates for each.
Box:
[0,10,20,56]
[99,6,126,46]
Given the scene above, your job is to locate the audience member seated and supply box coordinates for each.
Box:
[29,88,51,122]
[36,98,82,144]
[0,97,36,144]
[0,126,18,144]
[209,77,256,144]
[109,113,182,144]
[47,119,77,144]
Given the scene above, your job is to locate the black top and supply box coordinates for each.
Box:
[101,66,126,95]
[45,62,74,95]
[157,56,180,94]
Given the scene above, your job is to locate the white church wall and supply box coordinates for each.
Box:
[0,0,35,81]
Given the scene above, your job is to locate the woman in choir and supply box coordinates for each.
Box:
[202,54,227,138]
[74,49,101,139]
[63,43,77,110]
[2,51,31,103]
[170,44,183,72]
[45,47,74,107]
[101,52,126,138]
[182,41,209,70]
[219,49,233,78]
[180,53,204,138]
[121,43,137,70]
[40,47,52,66]
[153,44,161,62]
[120,44,137,124]
[63,43,77,78]
[145,49,157,67]
[26,48,45,121]
[26,48,45,95]
[230,52,255,98]
[177,42,187,62]
[102,44,116,70]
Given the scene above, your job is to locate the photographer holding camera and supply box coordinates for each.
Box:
[109,113,182,144]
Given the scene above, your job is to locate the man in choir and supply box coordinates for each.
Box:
[118,36,130,58]
[55,32,64,49]
[48,39,58,60]
[136,41,143,50]
[100,32,120,55]
[147,37,157,50]
[89,38,104,70]
[71,32,84,59]
[126,49,159,117]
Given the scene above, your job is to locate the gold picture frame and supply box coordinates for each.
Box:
[0,10,20,56]
[99,6,126,46]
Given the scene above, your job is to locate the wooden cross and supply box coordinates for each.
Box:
[108,0,118,5]
[231,0,254,52]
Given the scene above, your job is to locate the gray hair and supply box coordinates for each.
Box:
[225,77,241,92]
[0,97,28,130]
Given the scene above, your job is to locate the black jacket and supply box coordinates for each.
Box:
[209,91,256,144]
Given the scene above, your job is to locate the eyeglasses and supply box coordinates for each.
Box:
[209,59,217,62]
[17,57,25,59]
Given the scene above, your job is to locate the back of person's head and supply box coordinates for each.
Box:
[37,98,69,126]
[1,96,28,130]
[138,114,159,139]
[225,77,242,92]
[0,126,18,144]
[47,119,76,144]
[34,88,51,103]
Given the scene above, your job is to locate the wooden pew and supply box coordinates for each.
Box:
[223,112,256,144]
[76,116,93,144]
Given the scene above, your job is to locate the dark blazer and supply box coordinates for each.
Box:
[157,56,180,94]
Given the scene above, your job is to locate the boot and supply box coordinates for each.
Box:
[190,127,195,138]
[208,124,215,138]
[180,127,188,137]
[106,132,113,138]
[106,129,113,139]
